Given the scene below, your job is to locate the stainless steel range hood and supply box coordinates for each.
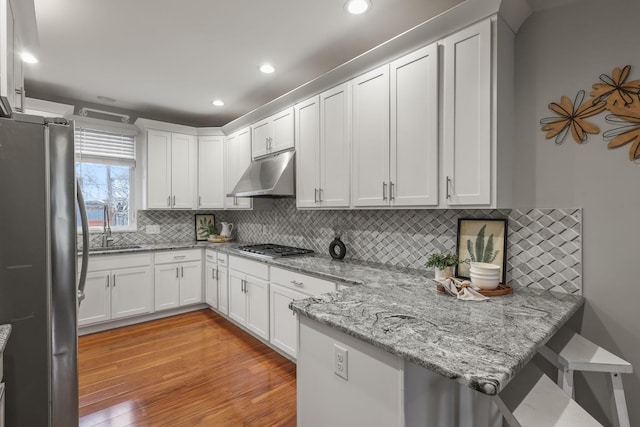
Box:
[227,150,295,197]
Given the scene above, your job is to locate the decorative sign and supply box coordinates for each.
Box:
[540,65,640,161]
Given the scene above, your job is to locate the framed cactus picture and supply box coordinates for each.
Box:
[455,218,507,283]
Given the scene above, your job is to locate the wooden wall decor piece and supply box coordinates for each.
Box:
[540,65,640,162]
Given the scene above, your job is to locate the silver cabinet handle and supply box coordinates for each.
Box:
[172,195,176,206]
[382,182,387,200]
[319,188,323,202]
[199,196,202,206]
[215,268,219,281]
[446,176,452,199]
[290,280,304,287]
[106,275,110,288]
[174,255,186,260]
[112,274,116,287]
[314,188,318,203]
[167,196,171,207]
[176,267,179,278]
[14,87,24,112]
[181,266,184,277]
[390,182,395,201]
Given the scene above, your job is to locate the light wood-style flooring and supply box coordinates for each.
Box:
[79,309,297,426]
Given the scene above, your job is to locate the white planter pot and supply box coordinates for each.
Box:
[434,266,454,280]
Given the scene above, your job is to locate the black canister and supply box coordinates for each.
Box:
[329,236,346,260]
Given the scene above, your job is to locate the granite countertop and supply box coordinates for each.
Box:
[0,324,11,353]
[290,281,584,396]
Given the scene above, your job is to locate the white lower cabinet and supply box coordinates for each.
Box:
[228,256,269,340]
[205,249,218,308]
[78,253,153,327]
[269,267,336,359]
[154,249,203,311]
[217,265,229,315]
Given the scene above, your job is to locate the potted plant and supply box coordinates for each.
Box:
[425,253,459,280]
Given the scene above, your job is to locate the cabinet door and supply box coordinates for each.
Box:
[320,83,351,208]
[251,119,271,158]
[154,264,180,311]
[225,128,252,209]
[78,271,111,326]
[246,276,269,340]
[271,107,295,153]
[205,261,218,308]
[443,19,492,206]
[228,270,247,325]
[270,283,306,358]
[295,96,320,208]
[390,43,439,207]
[147,130,172,209]
[198,136,225,209]
[111,266,153,320]
[0,0,15,108]
[179,261,202,306]
[171,133,196,209]
[217,265,229,315]
[352,65,390,207]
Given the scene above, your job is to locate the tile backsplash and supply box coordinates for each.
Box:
[81,199,582,294]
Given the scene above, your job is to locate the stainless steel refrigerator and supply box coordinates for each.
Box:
[0,113,89,426]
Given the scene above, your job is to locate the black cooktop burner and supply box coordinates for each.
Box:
[237,243,314,259]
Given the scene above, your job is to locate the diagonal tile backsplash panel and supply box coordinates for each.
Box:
[81,200,582,294]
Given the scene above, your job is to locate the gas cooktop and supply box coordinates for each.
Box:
[237,243,314,259]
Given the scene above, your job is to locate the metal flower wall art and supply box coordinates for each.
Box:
[541,65,640,161]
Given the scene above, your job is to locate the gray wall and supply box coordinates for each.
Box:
[514,2,640,425]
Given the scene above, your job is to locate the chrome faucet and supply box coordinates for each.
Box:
[101,204,114,248]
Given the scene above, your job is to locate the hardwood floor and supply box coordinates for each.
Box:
[79,310,297,426]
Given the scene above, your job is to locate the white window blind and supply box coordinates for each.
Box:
[75,127,136,166]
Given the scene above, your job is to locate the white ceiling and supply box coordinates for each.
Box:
[26,0,465,127]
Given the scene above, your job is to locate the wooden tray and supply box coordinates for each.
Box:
[436,283,513,297]
[207,235,232,243]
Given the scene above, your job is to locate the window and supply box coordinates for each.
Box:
[76,126,136,230]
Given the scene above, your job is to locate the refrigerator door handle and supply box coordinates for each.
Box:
[77,180,89,304]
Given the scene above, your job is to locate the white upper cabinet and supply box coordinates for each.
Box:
[197,135,225,209]
[352,65,390,207]
[442,18,494,207]
[390,43,439,207]
[251,107,294,159]
[0,0,21,113]
[224,127,252,209]
[147,130,196,209]
[295,96,320,208]
[352,43,439,208]
[296,83,351,209]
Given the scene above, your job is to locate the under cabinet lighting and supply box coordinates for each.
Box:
[21,52,38,64]
[345,0,371,15]
[259,64,275,74]
[212,100,224,107]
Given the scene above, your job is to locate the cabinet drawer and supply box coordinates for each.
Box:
[217,253,228,266]
[155,249,202,264]
[205,249,217,262]
[229,255,268,280]
[87,253,152,272]
[271,267,335,296]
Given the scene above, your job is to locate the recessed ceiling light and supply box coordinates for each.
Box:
[97,95,116,102]
[212,99,224,107]
[21,52,38,64]
[345,0,371,14]
[259,64,275,74]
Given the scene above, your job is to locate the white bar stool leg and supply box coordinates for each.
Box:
[610,372,630,427]
[558,367,574,397]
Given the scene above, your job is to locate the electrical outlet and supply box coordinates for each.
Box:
[145,225,160,234]
[334,344,348,380]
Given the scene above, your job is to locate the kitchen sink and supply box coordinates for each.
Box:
[88,245,142,253]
